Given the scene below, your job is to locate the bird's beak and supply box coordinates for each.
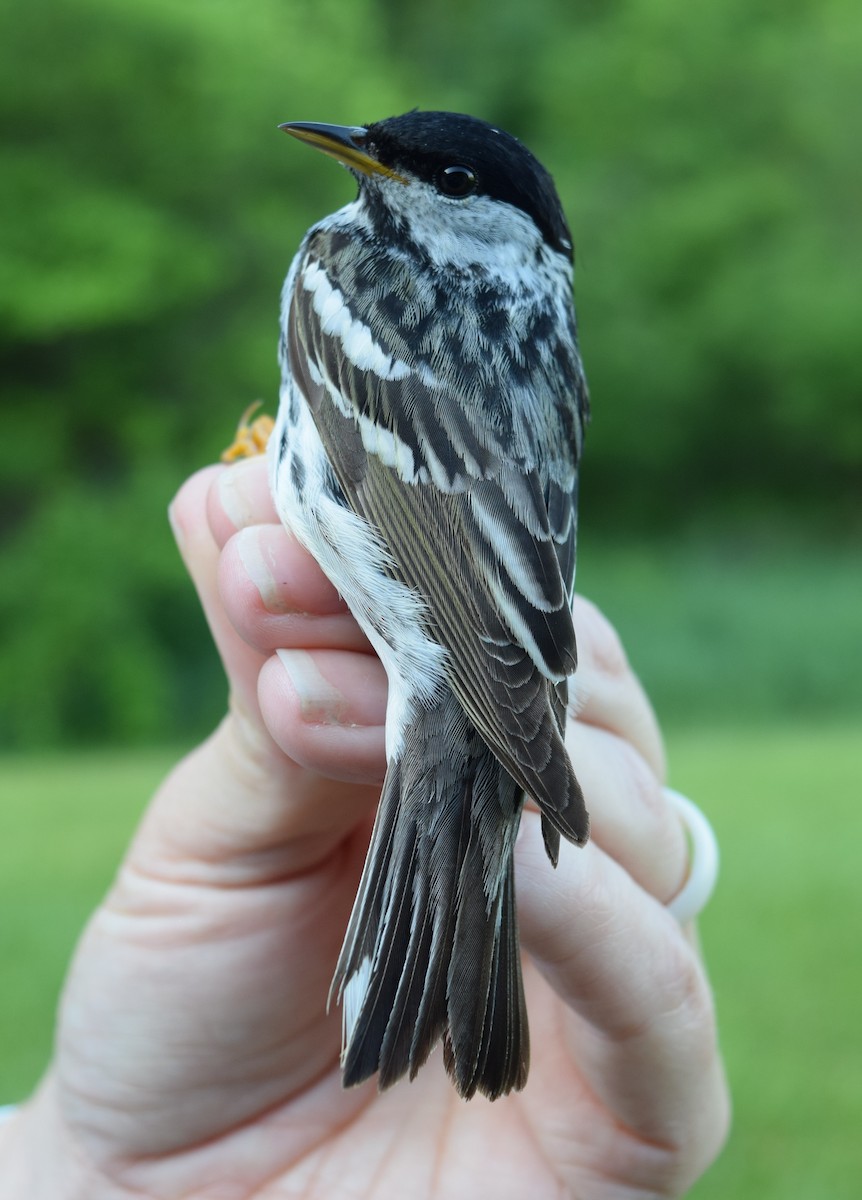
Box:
[279,121,408,184]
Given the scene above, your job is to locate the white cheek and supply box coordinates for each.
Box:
[376,180,551,283]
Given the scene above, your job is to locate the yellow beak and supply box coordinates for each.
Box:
[279,121,408,184]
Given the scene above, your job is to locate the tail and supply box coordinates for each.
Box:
[330,693,529,1100]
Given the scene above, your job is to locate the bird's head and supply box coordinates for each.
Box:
[280,110,573,273]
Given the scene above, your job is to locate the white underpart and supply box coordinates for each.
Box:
[270,375,447,762]
[276,246,446,761]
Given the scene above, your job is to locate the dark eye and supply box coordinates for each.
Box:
[436,164,478,198]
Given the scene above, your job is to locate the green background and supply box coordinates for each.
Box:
[1,0,859,1194]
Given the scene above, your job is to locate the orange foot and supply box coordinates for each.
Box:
[221,402,275,463]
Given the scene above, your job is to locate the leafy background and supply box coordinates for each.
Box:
[1,0,859,1194]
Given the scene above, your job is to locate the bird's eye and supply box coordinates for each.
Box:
[436,164,478,198]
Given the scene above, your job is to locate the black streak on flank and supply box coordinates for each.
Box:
[290,453,306,492]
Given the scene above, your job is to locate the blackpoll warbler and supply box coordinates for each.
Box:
[272,111,590,1099]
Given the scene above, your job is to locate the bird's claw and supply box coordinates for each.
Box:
[221,401,275,462]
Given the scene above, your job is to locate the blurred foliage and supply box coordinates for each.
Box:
[1,0,859,745]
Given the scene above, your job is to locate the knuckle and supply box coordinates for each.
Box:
[661,939,717,1038]
[617,736,666,823]
[616,740,687,900]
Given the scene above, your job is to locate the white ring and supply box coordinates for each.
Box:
[664,788,720,923]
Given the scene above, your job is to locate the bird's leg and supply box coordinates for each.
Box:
[221,401,275,462]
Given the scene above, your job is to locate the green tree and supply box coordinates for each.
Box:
[1,0,859,745]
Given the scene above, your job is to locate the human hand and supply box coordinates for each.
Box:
[2,456,728,1199]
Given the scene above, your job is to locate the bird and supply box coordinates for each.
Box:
[271,110,590,1100]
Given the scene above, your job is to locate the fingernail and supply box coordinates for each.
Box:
[236,527,289,613]
[218,458,260,529]
[276,649,347,724]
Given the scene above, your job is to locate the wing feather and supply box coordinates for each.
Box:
[287,250,588,839]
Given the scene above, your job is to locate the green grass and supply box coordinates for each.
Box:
[578,534,862,726]
[1,728,860,1196]
[672,724,861,1199]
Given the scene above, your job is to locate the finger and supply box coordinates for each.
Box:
[218,524,370,656]
[258,648,387,785]
[132,706,382,885]
[160,467,380,880]
[516,815,729,1170]
[207,455,279,546]
[568,721,688,903]
[169,466,268,723]
[572,596,665,780]
[568,597,687,903]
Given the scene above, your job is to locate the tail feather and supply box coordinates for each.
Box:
[376,837,433,1088]
[340,814,417,1087]
[445,843,529,1099]
[332,694,531,1099]
[445,813,509,1096]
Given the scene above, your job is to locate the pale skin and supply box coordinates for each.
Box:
[0,456,729,1199]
